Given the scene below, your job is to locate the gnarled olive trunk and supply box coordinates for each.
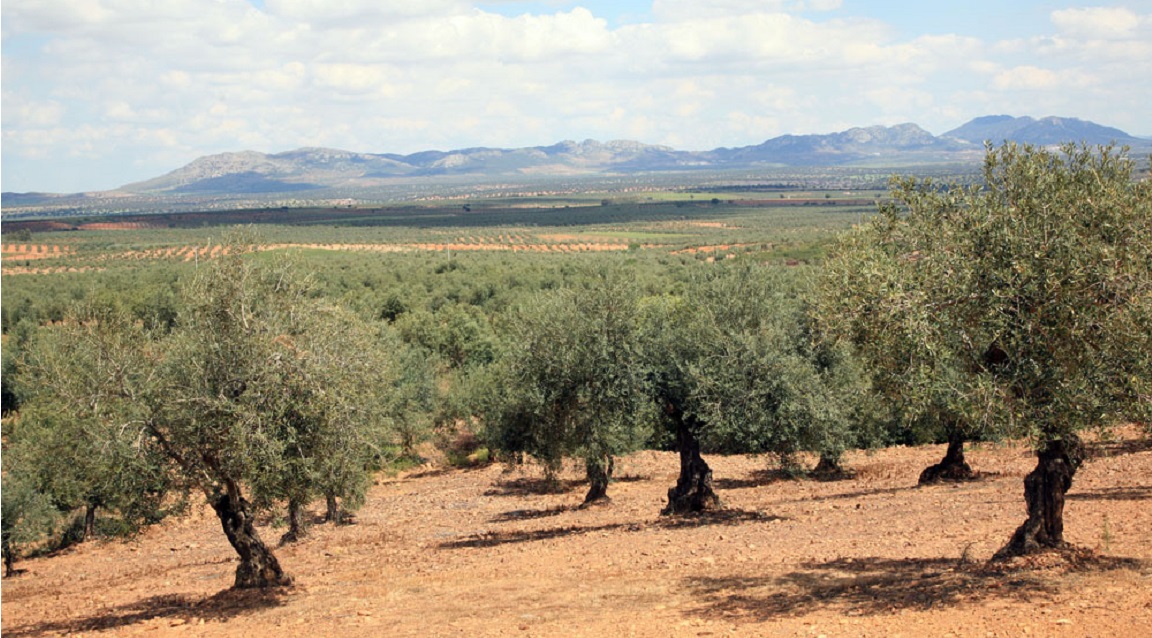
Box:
[994,435,1086,560]
[663,409,720,515]
[918,434,976,484]
[813,452,848,479]
[582,455,613,505]
[2,533,14,578]
[83,502,98,541]
[279,499,307,545]
[212,487,291,588]
[324,493,341,524]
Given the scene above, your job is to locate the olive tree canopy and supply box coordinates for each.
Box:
[820,143,1152,556]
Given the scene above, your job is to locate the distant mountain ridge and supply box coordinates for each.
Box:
[120,139,697,194]
[5,115,1143,200]
[942,115,1140,146]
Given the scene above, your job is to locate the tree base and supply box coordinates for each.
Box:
[213,493,293,589]
[324,495,342,525]
[662,488,720,515]
[993,436,1085,561]
[279,500,307,546]
[918,460,977,484]
[582,456,613,506]
[812,455,852,481]
[579,494,612,508]
[663,457,721,515]
[918,438,977,485]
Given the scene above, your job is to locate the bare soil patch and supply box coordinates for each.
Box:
[4,431,1150,637]
[75,222,164,231]
[1,245,73,261]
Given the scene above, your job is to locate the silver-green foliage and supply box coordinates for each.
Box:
[677,265,869,467]
[821,143,1152,449]
[7,302,173,540]
[6,245,419,580]
[486,269,652,486]
[2,459,60,574]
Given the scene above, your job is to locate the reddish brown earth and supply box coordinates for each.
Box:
[3,431,1150,637]
[1,245,72,260]
[75,222,164,231]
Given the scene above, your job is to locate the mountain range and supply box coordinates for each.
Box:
[120,115,1144,196]
[6,116,1148,202]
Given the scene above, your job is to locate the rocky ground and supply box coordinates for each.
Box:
[3,429,1150,637]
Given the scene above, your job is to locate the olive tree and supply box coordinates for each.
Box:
[486,270,651,504]
[817,212,991,483]
[8,303,174,544]
[251,303,417,543]
[638,264,871,514]
[689,266,868,476]
[821,143,1151,557]
[10,246,406,588]
[637,292,722,514]
[2,464,59,577]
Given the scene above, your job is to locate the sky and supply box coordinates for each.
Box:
[2,0,1150,193]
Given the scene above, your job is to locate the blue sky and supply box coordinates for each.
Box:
[3,1,1150,193]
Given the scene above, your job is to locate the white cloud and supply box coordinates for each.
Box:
[2,1,1151,191]
[264,0,470,24]
[312,64,394,95]
[1050,6,1144,38]
[1,96,67,128]
[992,65,1061,90]
[652,0,841,22]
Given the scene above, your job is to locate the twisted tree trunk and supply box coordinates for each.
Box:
[212,486,291,588]
[918,434,976,484]
[663,408,720,515]
[279,498,307,545]
[83,502,98,541]
[994,435,1086,560]
[582,455,613,505]
[813,453,848,479]
[324,493,341,524]
[2,532,14,578]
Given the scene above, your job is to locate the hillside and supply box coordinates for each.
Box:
[3,429,1149,637]
[109,115,1142,196]
[118,141,696,194]
[4,115,1147,217]
[942,115,1142,146]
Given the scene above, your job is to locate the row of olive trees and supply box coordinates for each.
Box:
[478,143,1151,559]
[819,143,1151,556]
[479,263,875,512]
[3,143,1146,581]
[3,247,434,585]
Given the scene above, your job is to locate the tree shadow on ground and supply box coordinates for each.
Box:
[490,505,574,523]
[810,468,858,482]
[483,477,586,497]
[656,508,784,530]
[441,522,631,549]
[1068,486,1152,501]
[3,588,291,637]
[682,552,1143,622]
[449,508,781,549]
[715,466,872,490]
[484,473,651,498]
[713,469,795,490]
[1088,436,1152,458]
[772,486,914,506]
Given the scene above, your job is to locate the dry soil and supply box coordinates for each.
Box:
[3,430,1150,637]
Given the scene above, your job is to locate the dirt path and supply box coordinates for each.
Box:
[3,432,1150,637]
